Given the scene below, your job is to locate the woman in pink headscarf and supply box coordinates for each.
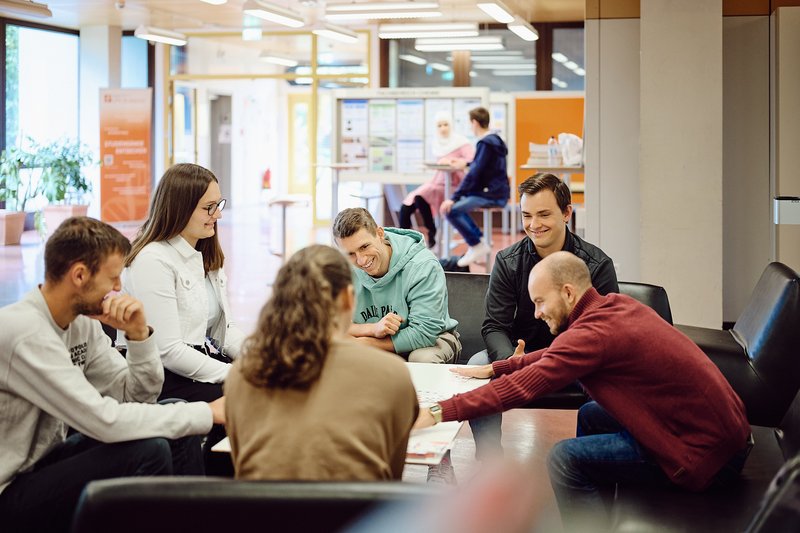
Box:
[399,112,474,248]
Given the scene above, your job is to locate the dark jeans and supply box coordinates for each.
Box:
[466,350,503,459]
[547,401,751,531]
[446,195,506,246]
[160,369,230,476]
[0,430,202,533]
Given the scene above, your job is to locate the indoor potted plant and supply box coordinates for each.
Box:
[0,145,36,245]
[36,138,95,238]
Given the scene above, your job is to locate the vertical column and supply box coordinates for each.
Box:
[773,7,800,272]
[452,51,471,87]
[79,25,122,219]
[640,0,723,327]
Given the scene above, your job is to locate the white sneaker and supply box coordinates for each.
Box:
[457,241,491,267]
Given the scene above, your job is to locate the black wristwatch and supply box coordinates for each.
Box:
[429,403,443,425]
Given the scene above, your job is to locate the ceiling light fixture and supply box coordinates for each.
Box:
[415,36,504,51]
[199,0,227,4]
[551,52,568,63]
[476,1,514,23]
[259,52,298,67]
[326,2,441,20]
[492,69,536,77]
[469,55,529,62]
[428,62,450,72]
[134,25,187,46]
[0,0,52,18]
[399,53,427,65]
[378,22,477,39]
[243,0,304,28]
[507,16,538,42]
[574,67,586,76]
[312,23,359,43]
[472,62,536,70]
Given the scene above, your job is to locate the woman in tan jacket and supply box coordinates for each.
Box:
[225,244,418,480]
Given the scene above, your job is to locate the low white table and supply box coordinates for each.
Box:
[212,362,488,466]
[314,162,365,218]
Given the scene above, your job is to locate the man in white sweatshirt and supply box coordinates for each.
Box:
[0,216,225,533]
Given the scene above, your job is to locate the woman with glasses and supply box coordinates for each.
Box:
[122,163,244,405]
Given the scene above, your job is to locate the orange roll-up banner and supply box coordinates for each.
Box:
[99,88,152,222]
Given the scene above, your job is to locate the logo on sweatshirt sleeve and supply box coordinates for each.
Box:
[69,342,88,367]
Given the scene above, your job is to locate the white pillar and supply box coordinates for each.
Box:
[640,0,723,327]
[79,25,121,219]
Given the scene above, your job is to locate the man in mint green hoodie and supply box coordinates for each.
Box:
[333,208,461,364]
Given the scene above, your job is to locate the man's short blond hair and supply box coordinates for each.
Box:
[332,208,378,240]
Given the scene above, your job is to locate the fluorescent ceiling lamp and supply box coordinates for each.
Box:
[379,22,477,39]
[564,60,579,70]
[469,55,529,62]
[199,0,227,4]
[326,3,441,20]
[399,53,427,65]
[469,70,477,77]
[415,36,501,46]
[0,0,52,18]
[134,25,187,46]
[416,42,503,52]
[492,69,536,77]
[476,1,514,23]
[243,0,304,28]
[327,1,438,12]
[508,16,538,42]
[259,53,298,67]
[551,52,568,63]
[552,77,568,88]
[472,62,535,70]
[428,62,450,72]
[312,23,359,43]
[574,67,586,76]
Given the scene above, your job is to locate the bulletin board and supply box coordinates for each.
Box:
[331,88,490,183]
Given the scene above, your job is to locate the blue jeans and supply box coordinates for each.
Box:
[466,350,504,459]
[446,196,507,246]
[547,401,751,531]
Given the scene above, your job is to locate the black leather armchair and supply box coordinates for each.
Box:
[71,478,437,533]
[677,262,800,427]
[445,271,490,364]
[618,281,673,324]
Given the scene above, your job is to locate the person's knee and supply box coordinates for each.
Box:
[132,438,173,476]
[467,350,489,366]
[547,440,578,480]
[408,350,447,364]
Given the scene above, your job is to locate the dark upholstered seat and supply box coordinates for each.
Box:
[677,262,800,427]
[71,478,437,533]
[618,281,673,324]
[445,271,490,364]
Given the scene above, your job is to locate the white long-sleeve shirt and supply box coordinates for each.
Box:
[0,289,213,494]
[122,236,246,383]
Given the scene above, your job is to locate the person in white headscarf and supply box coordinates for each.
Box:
[399,112,474,248]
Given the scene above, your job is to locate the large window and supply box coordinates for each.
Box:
[5,24,78,149]
[121,35,149,88]
[552,27,585,91]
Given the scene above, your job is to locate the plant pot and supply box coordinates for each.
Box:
[43,205,89,238]
[0,210,26,245]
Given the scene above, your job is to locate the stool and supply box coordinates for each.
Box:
[268,195,309,260]
[477,207,505,270]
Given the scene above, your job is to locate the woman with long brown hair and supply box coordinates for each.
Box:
[121,163,244,403]
[225,244,418,480]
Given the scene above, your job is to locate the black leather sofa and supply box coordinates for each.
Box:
[71,479,438,533]
[677,262,800,427]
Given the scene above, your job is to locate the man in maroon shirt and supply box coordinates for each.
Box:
[415,252,751,529]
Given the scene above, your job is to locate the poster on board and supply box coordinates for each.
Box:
[99,88,152,222]
[341,99,368,165]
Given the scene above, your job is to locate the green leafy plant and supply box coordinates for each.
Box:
[35,138,95,205]
[0,145,37,212]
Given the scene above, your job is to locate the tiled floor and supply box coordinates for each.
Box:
[0,204,575,531]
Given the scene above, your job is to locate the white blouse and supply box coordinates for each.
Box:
[121,235,246,383]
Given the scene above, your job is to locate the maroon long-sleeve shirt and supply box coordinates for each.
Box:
[440,288,750,491]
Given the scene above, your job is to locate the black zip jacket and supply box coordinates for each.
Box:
[481,231,619,360]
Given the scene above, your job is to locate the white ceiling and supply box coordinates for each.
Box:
[15,1,584,33]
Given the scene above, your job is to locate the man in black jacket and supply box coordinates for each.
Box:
[468,173,619,455]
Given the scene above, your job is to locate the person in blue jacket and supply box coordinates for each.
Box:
[440,106,509,267]
[333,207,461,364]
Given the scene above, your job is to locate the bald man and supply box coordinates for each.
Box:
[415,252,751,529]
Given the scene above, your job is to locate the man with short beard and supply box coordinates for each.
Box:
[0,217,225,533]
[414,252,751,531]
